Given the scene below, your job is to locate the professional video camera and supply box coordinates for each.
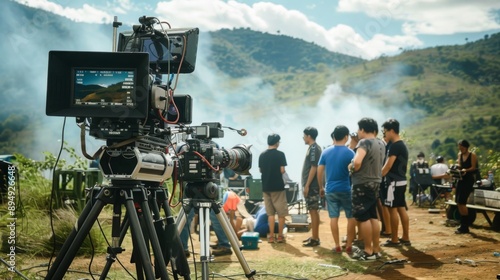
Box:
[45,16,252,184]
[44,16,253,280]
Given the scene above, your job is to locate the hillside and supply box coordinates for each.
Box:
[251,34,500,160]
[208,28,364,77]
[0,0,499,164]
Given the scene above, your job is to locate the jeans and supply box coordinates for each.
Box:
[180,206,231,250]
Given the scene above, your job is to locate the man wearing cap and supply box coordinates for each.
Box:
[258,134,288,243]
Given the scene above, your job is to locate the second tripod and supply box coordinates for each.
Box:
[176,183,256,280]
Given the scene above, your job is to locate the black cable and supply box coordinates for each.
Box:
[47,117,67,276]
[88,230,96,280]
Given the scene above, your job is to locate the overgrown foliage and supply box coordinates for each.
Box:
[0,146,106,262]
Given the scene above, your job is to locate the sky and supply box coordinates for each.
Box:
[13,0,500,59]
[4,0,500,182]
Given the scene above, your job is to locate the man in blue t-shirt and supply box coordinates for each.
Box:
[317,125,355,253]
[258,133,288,243]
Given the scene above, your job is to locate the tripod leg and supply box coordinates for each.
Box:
[47,195,107,280]
[199,205,211,280]
[138,191,170,280]
[99,203,128,280]
[212,204,256,279]
[156,191,191,278]
[123,190,157,280]
[45,189,97,280]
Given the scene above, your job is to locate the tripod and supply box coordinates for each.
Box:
[176,183,256,280]
[45,180,189,280]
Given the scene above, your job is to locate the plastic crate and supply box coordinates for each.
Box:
[241,232,260,250]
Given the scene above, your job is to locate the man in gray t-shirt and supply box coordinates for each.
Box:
[348,118,385,261]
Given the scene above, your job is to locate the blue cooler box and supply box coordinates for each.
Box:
[241,232,260,250]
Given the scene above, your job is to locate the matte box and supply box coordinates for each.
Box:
[474,189,500,209]
[241,232,260,250]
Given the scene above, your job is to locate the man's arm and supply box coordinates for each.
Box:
[317,165,325,189]
[303,165,318,197]
[349,148,366,172]
[382,155,397,177]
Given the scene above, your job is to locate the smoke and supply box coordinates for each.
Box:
[2,2,415,183]
[176,31,410,183]
[0,2,112,160]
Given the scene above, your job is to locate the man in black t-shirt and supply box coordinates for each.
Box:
[258,134,288,243]
[381,119,410,247]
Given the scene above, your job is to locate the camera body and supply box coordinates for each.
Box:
[45,16,252,186]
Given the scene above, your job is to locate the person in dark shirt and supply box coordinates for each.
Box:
[381,118,410,247]
[301,127,323,247]
[258,133,288,243]
[454,139,478,234]
[409,152,430,205]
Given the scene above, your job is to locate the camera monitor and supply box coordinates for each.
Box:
[46,51,150,118]
[118,27,199,74]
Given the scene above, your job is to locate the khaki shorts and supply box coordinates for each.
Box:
[263,190,289,217]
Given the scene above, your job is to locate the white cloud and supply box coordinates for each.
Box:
[338,0,500,35]
[17,0,499,59]
[15,0,114,23]
[153,0,420,59]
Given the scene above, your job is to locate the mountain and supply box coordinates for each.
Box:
[0,0,498,164]
[208,28,364,77]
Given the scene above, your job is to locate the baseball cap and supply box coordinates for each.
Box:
[267,134,281,145]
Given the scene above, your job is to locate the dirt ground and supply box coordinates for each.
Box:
[22,201,500,280]
[218,201,500,280]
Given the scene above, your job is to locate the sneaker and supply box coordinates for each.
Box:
[374,252,383,259]
[212,247,232,256]
[398,238,412,246]
[277,235,286,243]
[303,237,312,243]
[268,236,275,243]
[350,246,362,256]
[303,238,320,247]
[382,240,401,247]
[357,251,377,261]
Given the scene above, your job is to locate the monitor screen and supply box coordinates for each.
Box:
[73,69,136,107]
[46,51,150,118]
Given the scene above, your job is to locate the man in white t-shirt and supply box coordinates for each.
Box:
[430,156,451,201]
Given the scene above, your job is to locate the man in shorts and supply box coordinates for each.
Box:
[317,125,355,252]
[259,133,288,243]
[349,118,385,260]
[301,127,323,247]
[381,118,410,247]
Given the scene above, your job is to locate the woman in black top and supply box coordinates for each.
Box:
[455,139,478,234]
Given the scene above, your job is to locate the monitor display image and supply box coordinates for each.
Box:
[73,69,136,107]
[46,51,150,118]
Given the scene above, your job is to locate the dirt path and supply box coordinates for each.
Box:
[241,203,500,279]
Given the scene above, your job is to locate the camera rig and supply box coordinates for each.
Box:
[44,15,255,280]
[46,16,252,185]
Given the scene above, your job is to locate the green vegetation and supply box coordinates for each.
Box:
[0,149,107,279]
